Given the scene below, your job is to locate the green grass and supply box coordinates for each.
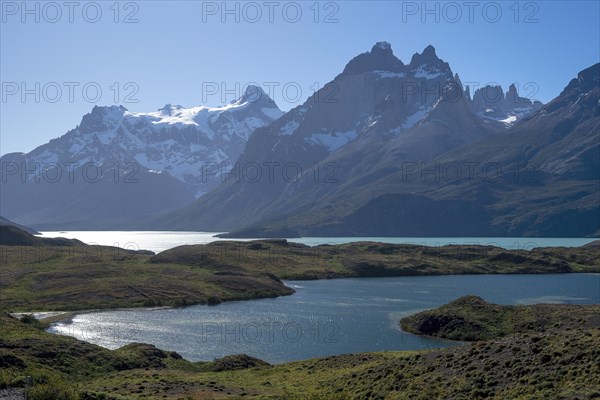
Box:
[152,240,600,280]
[2,232,598,313]
[0,243,293,312]
[1,302,599,399]
[2,226,599,398]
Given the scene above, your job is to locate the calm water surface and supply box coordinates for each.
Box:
[48,274,600,364]
[38,231,599,253]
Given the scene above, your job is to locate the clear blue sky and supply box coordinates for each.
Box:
[1,0,599,155]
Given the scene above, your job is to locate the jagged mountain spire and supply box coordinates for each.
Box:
[341,42,405,76]
[408,45,446,68]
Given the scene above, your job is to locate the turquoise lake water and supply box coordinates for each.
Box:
[49,274,600,364]
[38,231,598,254]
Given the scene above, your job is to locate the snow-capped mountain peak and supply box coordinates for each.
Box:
[20,89,283,197]
[78,105,127,133]
[157,104,184,115]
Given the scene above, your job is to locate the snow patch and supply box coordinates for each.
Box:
[262,107,284,120]
[306,130,357,152]
[373,70,405,79]
[413,66,444,79]
[500,115,518,124]
[96,131,117,145]
[402,108,431,129]
[280,120,300,136]
[243,116,267,131]
[101,106,126,127]
[124,99,253,130]
[69,143,83,153]
[35,150,59,164]
[476,112,522,127]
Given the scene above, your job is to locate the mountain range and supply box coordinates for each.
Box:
[140,43,598,237]
[0,86,282,229]
[1,42,597,236]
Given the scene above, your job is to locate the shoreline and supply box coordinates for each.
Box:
[19,281,301,326]
[34,231,600,254]
[3,296,598,399]
[30,306,175,325]
[13,271,600,319]
[30,273,600,365]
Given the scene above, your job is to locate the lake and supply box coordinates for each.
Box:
[48,273,600,364]
[38,231,599,253]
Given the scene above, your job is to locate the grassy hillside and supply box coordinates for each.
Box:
[0,243,293,312]
[1,226,599,312]
[0,216,39,235]
[1,298,599,399]
[152,240,600,280]
[0,230,294,312]
[0,225,83,246]
[400,295,600,340]
[0,311,272,399]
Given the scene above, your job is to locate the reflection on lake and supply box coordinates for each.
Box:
[38,231,598,254]
[49,273,600,364]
